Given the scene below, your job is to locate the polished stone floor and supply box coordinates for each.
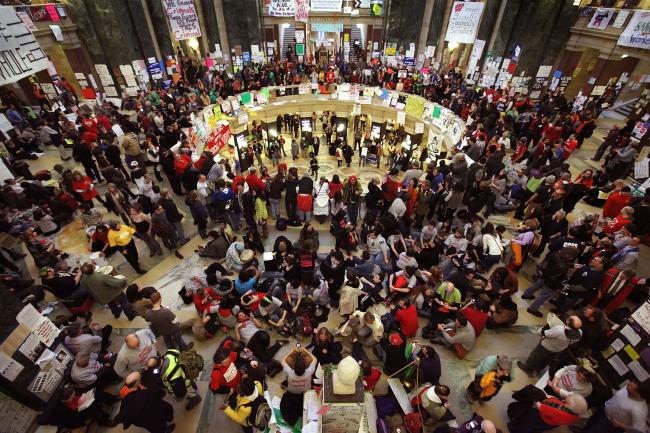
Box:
[28,118,648,433]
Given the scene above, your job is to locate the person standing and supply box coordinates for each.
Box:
[342,176,362,226]
[144,291,192,351]
[160,189,189,245]
[116,372,176,433]
[581,381,649,433]
[107,221,146,274]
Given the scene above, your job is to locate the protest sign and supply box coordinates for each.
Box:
[162,0,201,40]
[618,11,650,49]
[0,7,50,86]
[269,0,295,16]
[445,1,484,44]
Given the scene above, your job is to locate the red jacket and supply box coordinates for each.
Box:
[81,131,98,146]
[383,177,400,202]
[591,267,639,314]
[209,351,240,392]
[395,304,419,337]
[538,397,579,426]
[96,114,112,130]
[602,192,630,219]
[602,214,632,235]
[174,154,192,175]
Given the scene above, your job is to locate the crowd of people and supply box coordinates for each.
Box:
[0,53,649,433]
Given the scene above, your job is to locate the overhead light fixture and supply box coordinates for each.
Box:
[621,54,629,58]
[282,23,290,28]
[448,42,459,50]
[188,38,199,50]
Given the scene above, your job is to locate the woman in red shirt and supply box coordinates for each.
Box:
[383,169,400,203]
[603,186,631,219]
[361,360,382,391]
[71,172,101,206]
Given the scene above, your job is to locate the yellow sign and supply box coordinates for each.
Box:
[405,95,425,117]
[206,113,218,129]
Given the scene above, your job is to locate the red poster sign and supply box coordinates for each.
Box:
[45,4,60,22]
[205,123,231,155]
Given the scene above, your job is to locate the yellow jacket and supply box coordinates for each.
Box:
[224,381,263,426]
[479,371,501,398]
[255,198,268,221]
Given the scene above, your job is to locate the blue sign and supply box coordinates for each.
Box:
[553,70,562,78]
[162,79,172,90]
[243,51,251,64]
[403,57,414,66]
[147,58,162,77]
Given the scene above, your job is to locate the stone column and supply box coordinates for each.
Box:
[194,0,210,56]
[485,0,507,58]
[435,0,453,66]
[213,0,232,68]
[416,0,436,60]
[140,0,162,59]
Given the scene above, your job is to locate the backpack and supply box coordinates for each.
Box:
[276,217,288,231]
[299,251,315,269]
[292,313,313,337]
[177,349,205,380]
[244,395,272,429]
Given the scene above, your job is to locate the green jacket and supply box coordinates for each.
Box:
[81,272,126,304]
[342,180,363,204]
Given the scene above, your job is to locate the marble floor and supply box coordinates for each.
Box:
[27,119,648,433]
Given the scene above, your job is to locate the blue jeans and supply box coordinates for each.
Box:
[523,279,556,311]
[371,252,391,273]
[269,198,281,219]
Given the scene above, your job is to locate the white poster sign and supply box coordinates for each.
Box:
[445,1,485,44]
[310,0,343,12]
[161,0,202,41]
[269,0,295,16]
[536,65,553,78]
[612,10,630,28]
[466,39,485,76]
[0,7,50,86]
[588,8,614,30]
[618,11,650,50]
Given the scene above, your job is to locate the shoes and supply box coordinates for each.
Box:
[517,360,532,377]
[527,308,543,318]
[149,251,155,257]
[174,251,184,259]
[180,238,190,245]
[184,342,194,351]
[136,268,146,275]
[221,270,233,276]
[185,395,202,410]
[521,294,535,300]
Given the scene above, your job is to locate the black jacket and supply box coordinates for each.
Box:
[298,176,313,194]
[161,198,183,222]
[540,255,570,290]
[116,388,174,433]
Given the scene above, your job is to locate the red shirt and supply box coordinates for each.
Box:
[193,288,219,315]
[245,173,266,192]
[72,177,98,201]
[81,131,98,146]
[395,304,419,337]
[174,154,192,175]
[329,182,343,198]
[602,214,632,235]
[209,351,241,392]
[383,177,400,202]
[96,114,112,131]
[363,367,382,391]
[603,192,630,219]
[82,118,99,135]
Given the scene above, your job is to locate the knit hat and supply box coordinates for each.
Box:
[39,266,51,278]
[389,333,403,347]
[349,176,357,183]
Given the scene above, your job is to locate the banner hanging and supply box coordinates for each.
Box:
[161,0,201,41]
[296,0,309,22]
[310,0,343,12]
[445,1,485,44]
[587,8,614,30]
[618,10,650,49]
[269,0,295,16]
